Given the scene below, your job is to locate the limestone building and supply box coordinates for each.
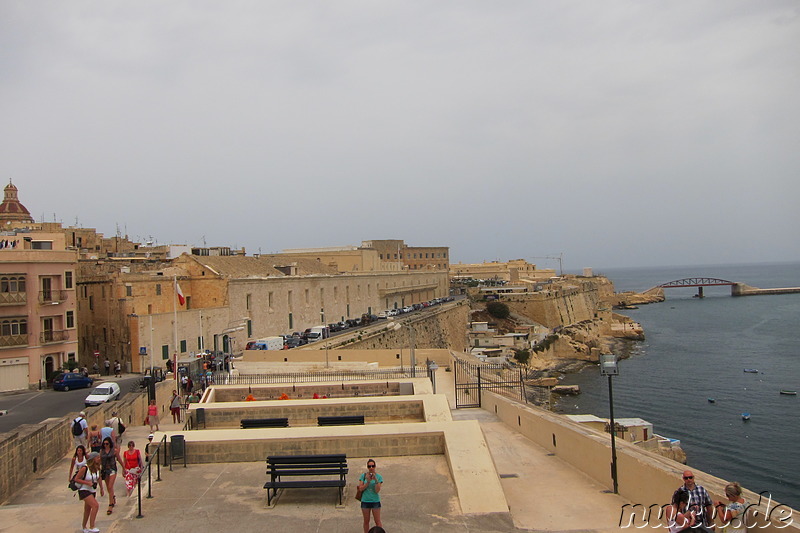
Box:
[79,253,449,372]
[360,239,450,271]
[450,259,556,282]
[281,240,450,273]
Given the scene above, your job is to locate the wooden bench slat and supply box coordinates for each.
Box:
[263,453,348,506]
[264,480,346,489]
[317,415,365,426]
[241,418,289,428]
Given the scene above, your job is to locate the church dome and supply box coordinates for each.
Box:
[0,181,35,223]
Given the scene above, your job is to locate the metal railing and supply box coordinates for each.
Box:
[40,329,69,344]
[135,435,168,519]
[38,289,68,304]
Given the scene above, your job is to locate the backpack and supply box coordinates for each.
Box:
[72,417,84,436]
[118,420,126,435]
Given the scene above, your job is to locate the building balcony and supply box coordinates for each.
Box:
[39,290,68,305]
[0,292,27,306]
[0,333,28,348]
[40,329,69,344]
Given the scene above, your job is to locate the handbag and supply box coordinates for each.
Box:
[355,473,366,501]
[68,473,79,491]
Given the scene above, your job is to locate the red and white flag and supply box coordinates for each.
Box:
[176,281,186,306]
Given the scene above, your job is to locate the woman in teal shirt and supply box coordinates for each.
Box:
[358,459,383,533]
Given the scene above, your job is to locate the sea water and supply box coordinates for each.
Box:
[555,262,800,509]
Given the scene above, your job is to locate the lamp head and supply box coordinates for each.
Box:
[600,354,619,376]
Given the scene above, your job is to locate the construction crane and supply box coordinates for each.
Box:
[528,253,564,276]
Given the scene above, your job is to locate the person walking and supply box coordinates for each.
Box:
[715,482,748,533]
[75,451,104,533]
[677,470,714,532]
[108,411,125,449]
[100,437,125,516]
[72,412,89,448]
[357,459,384,533]
[88,424,102,453]
[122,440,144,497]
[100,420,116,446]
[147,399,160,432]
[170,390,182,423]
[103,358,110,376]
[114,360,121,377]
[68,445,88,484]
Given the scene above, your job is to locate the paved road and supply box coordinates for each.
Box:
[0,374,141,434]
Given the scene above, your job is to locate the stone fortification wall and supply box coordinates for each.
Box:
[192,398,424,428]
[0,380,175,505]
[483,392,797,531]
[340,302,470,352]
[213,382,401,402]
[501,283,602,329]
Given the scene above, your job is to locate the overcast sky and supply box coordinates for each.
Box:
[2,1,798,270]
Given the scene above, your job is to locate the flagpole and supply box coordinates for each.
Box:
[173,275,179,385]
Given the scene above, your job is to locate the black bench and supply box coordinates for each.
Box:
[264,454,348,506]
[241,418,289,429]
[317,415,365,426]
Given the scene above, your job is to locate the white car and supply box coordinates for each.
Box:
[84,382,121,407]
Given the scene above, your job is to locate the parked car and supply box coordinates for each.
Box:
[52,372,93,391]
[84,382,122,407]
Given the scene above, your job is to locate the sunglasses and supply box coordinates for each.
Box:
[683,476,693,480]
[368,465,376,468]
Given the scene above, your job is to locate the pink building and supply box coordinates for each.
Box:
[0,183,78,391]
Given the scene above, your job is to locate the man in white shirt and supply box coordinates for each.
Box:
[73,411,89,448]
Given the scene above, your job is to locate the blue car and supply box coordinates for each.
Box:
[52,372,93,391]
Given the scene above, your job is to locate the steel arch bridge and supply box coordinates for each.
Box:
[656,278,737,288]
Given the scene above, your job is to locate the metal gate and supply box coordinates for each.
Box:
[453,359,527,408]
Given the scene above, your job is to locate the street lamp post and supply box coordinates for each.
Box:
[600,353,619,494]
[391,321,416,377]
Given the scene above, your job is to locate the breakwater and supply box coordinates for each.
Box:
[733,283,800,296]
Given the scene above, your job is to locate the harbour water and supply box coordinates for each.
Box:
[555,262,800,509]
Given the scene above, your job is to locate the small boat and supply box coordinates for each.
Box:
[707,398,716,403]
[741,413,751,421]
[743,369,759,373]
[779,390,798,396]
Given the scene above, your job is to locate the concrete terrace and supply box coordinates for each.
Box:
[0,369,632,533]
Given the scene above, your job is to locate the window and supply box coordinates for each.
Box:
[89,295,93,310]
[0,276,26,293]
[155,284,162,295]
[31,241,53,250]
[180,339,187,353]
[305,288,309,304]
[246,293,252,310]
[247,319,252,337]
[65,271,73,289]
[0,318,27,336]
[66,310,74,328]
[288,313,293,329]
[268,291,274,309]
[126,285,132,297]
[162,345,169,360]
[197,336,203,350]
[288,290,293,311]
